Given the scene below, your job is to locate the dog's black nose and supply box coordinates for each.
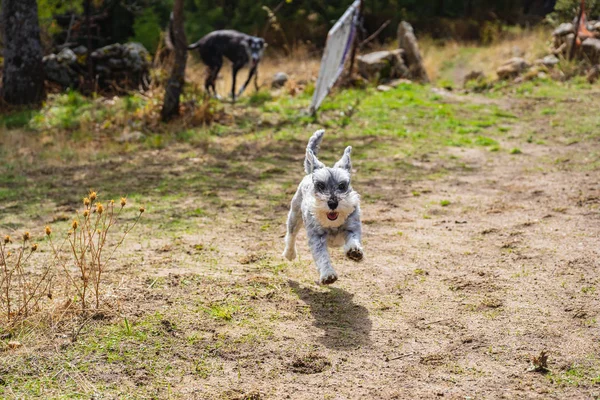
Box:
[327,199,338,210]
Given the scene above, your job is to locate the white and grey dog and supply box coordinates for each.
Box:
[282,129,363,285]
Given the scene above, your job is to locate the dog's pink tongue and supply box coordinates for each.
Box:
[327,212,338,221]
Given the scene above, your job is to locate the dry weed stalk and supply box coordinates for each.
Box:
[48,192,144,312]
[0,233,52,324]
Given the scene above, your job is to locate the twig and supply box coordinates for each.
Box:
[386,352,414,361]
[359,20,391,48]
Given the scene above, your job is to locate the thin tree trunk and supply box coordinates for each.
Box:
[1,0,45,105]
[161,0,187,122]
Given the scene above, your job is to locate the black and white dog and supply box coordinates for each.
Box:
[187,31,266,100]
[167,15,266,100]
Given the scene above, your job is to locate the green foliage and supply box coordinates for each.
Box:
[550,0,600,22]
[131,8,163,52]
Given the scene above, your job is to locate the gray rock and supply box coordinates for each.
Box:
[43,54,79,87]
[57,48,77,65]
[553,23,574,37]
[376,84,392,92]
[72,45,88,56]
[271,72,289,88]
[536,54,560,67]
[496,57,530,80]
[463,70,485,85]
[397,21,429,82]
[122,42,151,72]
[582,37,600,64]
[357,49,408,81]
[587,65,600,83]
[116,130,144,143]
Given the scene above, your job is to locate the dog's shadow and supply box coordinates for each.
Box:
[288,280,372,349]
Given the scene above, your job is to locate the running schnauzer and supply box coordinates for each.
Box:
[282,130,364,285]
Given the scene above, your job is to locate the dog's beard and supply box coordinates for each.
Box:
[311,191,360,228]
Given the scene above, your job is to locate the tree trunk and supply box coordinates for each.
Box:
[161,0,187,122]
[1,0,45,105]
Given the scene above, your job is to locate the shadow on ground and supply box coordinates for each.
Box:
[288,280,371,349]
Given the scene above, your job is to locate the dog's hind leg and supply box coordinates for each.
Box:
[307,232,338,285]
[282,189,303,260]
[205,59,222,98]
[237,65,257,98]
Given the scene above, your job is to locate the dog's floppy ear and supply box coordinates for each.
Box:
[305,149,324,174]
[334,146,352,172]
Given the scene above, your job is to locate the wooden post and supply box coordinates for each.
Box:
[569,0,585,61]
[346,0,363,80]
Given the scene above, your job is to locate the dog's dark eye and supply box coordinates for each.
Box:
[315,182,325,191]
[338,182,348,191]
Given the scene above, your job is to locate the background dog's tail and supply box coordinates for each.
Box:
[304,129,325,174]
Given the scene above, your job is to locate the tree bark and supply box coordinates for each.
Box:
[1,0,45,105]
[161,0,187,122]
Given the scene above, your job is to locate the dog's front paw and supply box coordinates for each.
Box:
[345,245,364,262]
[319,271,338,285]
[282,246,297,261]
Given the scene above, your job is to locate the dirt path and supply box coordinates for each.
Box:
[2,87,600,399]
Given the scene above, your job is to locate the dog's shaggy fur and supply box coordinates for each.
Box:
[282,130,364,285]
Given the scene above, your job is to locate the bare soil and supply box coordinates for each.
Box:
[1,87,599,399]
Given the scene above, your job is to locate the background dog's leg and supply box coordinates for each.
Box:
[231,61,245,101]
[344,212,364,261]
[237,65,257,98]
[308,233,338,285]
[253,67,259,92]
[282,190,302,260]
[207,60,222,99]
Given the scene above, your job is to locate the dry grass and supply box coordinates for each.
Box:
[420,27,552,84]
[185,46,321,98]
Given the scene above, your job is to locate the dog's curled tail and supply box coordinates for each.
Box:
[304,129,325,174]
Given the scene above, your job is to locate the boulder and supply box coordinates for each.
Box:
[582,37,600,64]
[42,53,79,88]
[497,57,530,80]
[56,48,77,64]
[397,21,429,82]
[357,49,408,81]
[463,70,485,85]
[271,72,289,88]
[587,65,600,83]
[552,23,574,37]
[536,55,560,67]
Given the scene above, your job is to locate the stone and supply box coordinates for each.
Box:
[496,57,530,80]
[376,84,392,92]
[7,341,21,349]
[56,48,76,64]
[271,72,289,88]
[116,130,144,143]
[587,65,600,83]
[388,78,412,87]
[357,49,408,81]
[582,37,600,64]
[463,70,485,85]
[536,55,560,67]
[43,53,79,87]
[552,23,574,37]
[72,45,88,56]
[397,21,429,82]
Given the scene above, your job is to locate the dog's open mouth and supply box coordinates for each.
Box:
[326,212,339,221]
